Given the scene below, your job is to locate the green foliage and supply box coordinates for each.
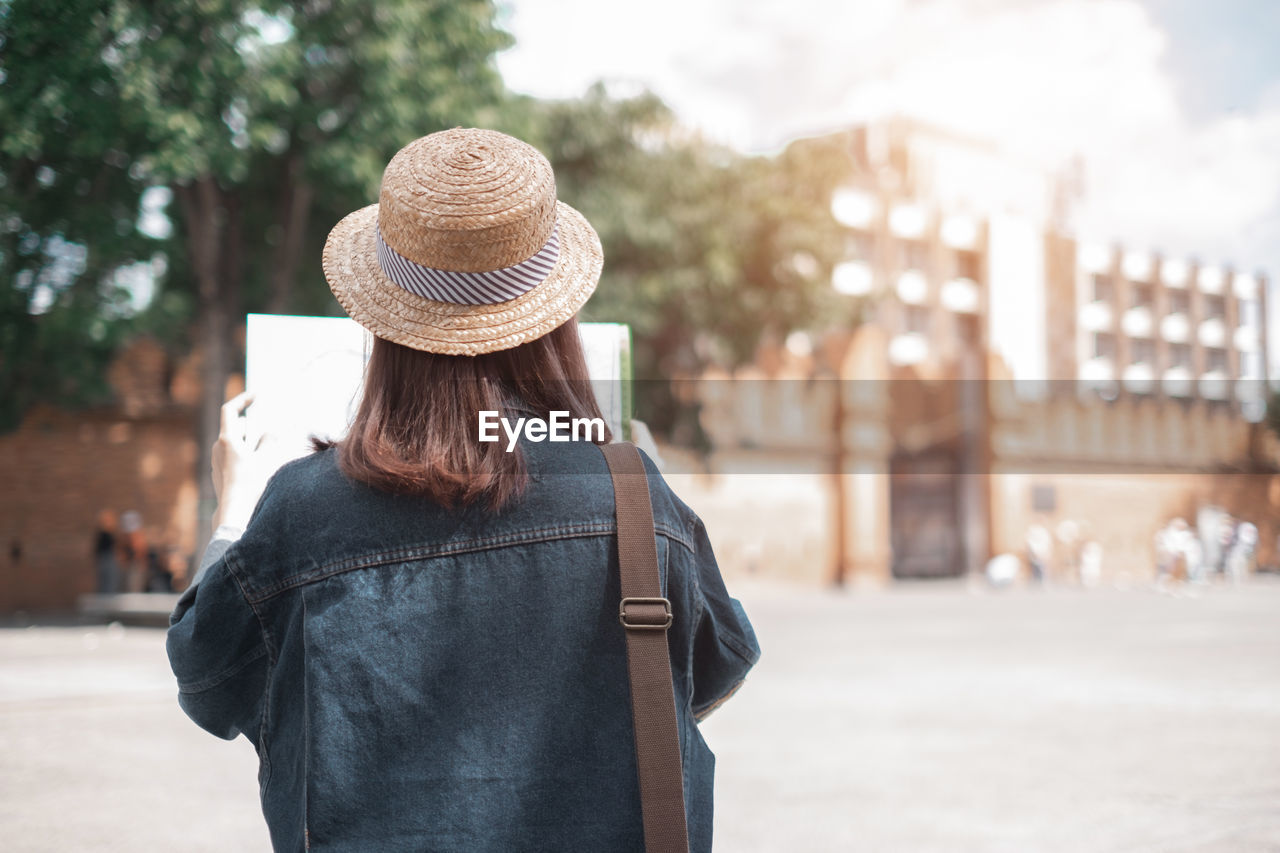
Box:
[0,0,514,431]
[100,0,514,314]
[0,0,162,429]
[258,0,513,315]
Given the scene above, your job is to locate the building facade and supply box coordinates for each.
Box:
[2,120,1277,608]
[679,118,1278,585]
[0,338,248,612]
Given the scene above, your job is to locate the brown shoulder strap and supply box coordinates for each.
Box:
[602,442,691,853]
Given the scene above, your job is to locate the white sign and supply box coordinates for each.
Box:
[244,314,630,467]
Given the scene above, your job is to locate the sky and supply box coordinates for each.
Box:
[495,0,1280,376]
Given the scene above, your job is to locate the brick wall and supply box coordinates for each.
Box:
[0,404,198,612]
[0,337,207,613]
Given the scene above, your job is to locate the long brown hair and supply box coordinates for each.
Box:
[314,317,610,509]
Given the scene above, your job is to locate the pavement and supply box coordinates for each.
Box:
[2,577,1279,852]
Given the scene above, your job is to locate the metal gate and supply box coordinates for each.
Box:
[889,450,964,578]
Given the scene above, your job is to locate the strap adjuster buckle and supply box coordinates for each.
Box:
[619,596,673,630]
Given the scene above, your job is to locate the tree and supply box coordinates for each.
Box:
[0,0,161,430]
[2,0,513,553]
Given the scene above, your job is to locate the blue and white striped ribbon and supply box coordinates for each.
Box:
[375,221,560,305]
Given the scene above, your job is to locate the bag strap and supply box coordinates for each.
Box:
[601,442,691,853]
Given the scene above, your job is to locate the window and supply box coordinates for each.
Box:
[1168,343,1191,370]
[899,240,928,272]
[844,232,875,263]
[1130,283,1153,309]
[1205,348,1228,373]
[1238,299,1259,328]
[1241,352,1263,379]
[851,127,872,171]
[1091,274,1114,303]
[1168,290,1190,316]
[1031,484,1057,513]
[904,305,930,335]
[1131,340,1154,365]
[1203,295,1225,320]
[889,142,911,181]
[1092,332,1116,361]
[953,250,980,281]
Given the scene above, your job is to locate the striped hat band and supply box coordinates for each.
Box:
[374,220,561,306]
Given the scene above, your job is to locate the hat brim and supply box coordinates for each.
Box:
[322,200,602,355]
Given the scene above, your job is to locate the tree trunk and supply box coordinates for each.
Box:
[267,150,313,314]
[177,176,240,575]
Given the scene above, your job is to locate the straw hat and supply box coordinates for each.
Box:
[322,128,602,355]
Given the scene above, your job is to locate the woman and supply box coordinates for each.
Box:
[167,128,759,852]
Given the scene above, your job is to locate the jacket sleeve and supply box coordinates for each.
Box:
[166,536,269,745]
[688,517,760,721]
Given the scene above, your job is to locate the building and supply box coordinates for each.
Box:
[676,118,1278,585]
[830,118,1271,395]
[0,339,218,612]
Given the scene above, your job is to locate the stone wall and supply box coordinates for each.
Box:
[988,469,1280,581]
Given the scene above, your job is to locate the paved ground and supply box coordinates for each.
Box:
[2,578,1278,852]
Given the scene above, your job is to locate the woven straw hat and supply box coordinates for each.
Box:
[323,128,602,355]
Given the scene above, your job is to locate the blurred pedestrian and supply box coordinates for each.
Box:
[1226,522,1257,585]
[93,510,120,594]
[1196,506,1226,577]
[1182,533,1206,585]
[986,553,1020,587]
[1218,514,1239,573]
[1164,518,1190,581]
[1056,519,1080,583]
[1216,514,1237,577]
[167,548,190,592]
[1026,523,1052,584]
[117,511,146,593]
[1154,521,1176,584]
[1080,540,1103,588]
[145,545,176,593]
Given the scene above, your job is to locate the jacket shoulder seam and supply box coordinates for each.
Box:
[243,520,693,603]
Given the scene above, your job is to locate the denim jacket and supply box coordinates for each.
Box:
[166,438,760,852]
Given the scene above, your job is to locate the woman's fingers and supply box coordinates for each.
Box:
[219,390,257,442]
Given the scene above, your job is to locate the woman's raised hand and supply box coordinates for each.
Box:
[211,390,281,532]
